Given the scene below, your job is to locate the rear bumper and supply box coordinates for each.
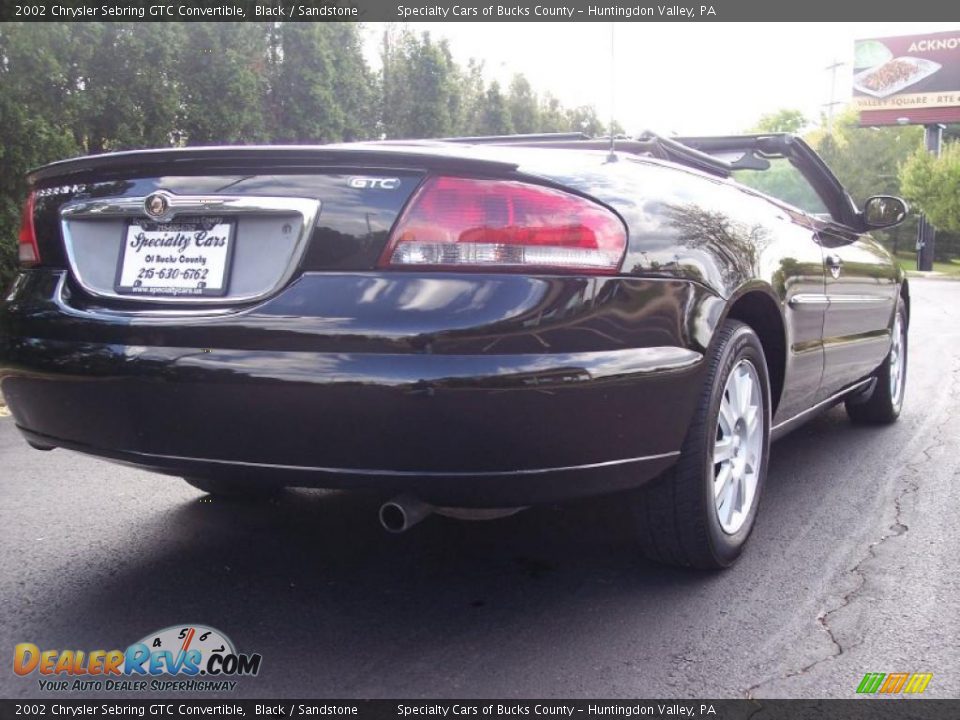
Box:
[1,270,718,505]
[16,427,682,507]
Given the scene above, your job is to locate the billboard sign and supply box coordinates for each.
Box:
[854,30,960,126]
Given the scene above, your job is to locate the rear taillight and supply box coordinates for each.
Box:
[17,192,39,267]
[379,177,627,273]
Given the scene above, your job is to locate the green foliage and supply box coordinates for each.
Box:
[807,107,923,254]
[811,108,922,207]
[537,95,565,132]
[900,142,960,234]
[476,82,514,136]
[380,29,461,138]
[0,94,77,285]
[739,105,932,257]
[178,23,272,145]
[566,105,619,137]
[507,75,539,134]
[455,59,487,136]
[326,23,377,141]
[0,24,80,283]
[271,23,375,143]
[751,109,807,134]
[68,24,184,152]
[733,159,828,215]
[272,23,342,143]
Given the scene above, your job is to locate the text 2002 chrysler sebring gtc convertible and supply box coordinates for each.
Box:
[0,132,909,569]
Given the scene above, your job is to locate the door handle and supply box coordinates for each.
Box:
[825,253,843,278]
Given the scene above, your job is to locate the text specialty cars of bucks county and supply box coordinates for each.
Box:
[0,131,910,569]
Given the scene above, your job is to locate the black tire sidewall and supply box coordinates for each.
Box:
[888,300,908,416]
[697,323,772,566]
[846,297,907,424]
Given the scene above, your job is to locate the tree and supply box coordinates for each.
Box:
[808,107,922,255]
[381,30,461,139]
[751,109,808,134]
[810,108,922,206]
[538,94,568,132]
[565,105,622,137]
[507,75,540,134]
[0,92,77,285]
[68,24,183,153]
[454,59,487,136]
[178,24,271,145]
[327,23,377,141]
[0,23,183,155]
[900,142,960,234]
[0,24,79,283]
[476,81,513,136]
[272,23,375,143]
[272,23,342,143]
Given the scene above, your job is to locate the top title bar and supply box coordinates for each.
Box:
[0,0,956,22]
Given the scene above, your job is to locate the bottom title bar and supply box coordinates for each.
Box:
[1,700,958,720]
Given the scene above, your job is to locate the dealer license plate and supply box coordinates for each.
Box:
[116,218,235,297]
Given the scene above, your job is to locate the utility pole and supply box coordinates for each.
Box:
[916,123,944,272]
[823,60,845,130]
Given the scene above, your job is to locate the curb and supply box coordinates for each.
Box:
[905,271,960,281]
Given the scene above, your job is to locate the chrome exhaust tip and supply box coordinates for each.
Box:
[378,494,432,533]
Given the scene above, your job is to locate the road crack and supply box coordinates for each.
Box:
[743,354,960,698]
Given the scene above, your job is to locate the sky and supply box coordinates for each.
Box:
[361,22,958,135]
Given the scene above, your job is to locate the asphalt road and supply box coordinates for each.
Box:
[1,278,958,700]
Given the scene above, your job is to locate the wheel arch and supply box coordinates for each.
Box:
[899,278,910,326]
[721,285,787,416]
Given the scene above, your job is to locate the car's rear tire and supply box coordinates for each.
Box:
[845,298,907,425]
[632,320,771,569]
[182,476,281,499]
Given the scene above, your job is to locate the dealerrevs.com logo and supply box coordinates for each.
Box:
[13,624,262,693]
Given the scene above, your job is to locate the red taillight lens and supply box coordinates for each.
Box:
[380,177,627,273]
[17,192,40,267]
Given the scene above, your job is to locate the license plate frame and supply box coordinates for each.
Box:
[115,217,237,298]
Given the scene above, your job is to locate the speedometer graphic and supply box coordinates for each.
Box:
[135,624,236,674]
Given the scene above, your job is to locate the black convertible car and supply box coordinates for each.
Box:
[0,132,908,568]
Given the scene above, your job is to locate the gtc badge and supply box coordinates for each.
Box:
[348,177,401,190]
[144,193,169,219]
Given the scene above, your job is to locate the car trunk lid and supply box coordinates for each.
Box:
[26,145,518,307]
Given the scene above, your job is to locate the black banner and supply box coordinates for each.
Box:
[0,0,957,22]
[1,700,960,720]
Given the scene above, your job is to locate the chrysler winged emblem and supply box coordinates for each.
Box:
[144,193,169,219]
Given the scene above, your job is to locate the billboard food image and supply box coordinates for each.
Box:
[854,57,941,98]
[855,30,960,125]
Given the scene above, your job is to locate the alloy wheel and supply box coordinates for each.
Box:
[713,359,764,535]
[889,310,905,406]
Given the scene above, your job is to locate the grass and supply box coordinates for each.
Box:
[894,252,960,276]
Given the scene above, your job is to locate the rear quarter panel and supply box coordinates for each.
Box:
[516,152,828,422]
